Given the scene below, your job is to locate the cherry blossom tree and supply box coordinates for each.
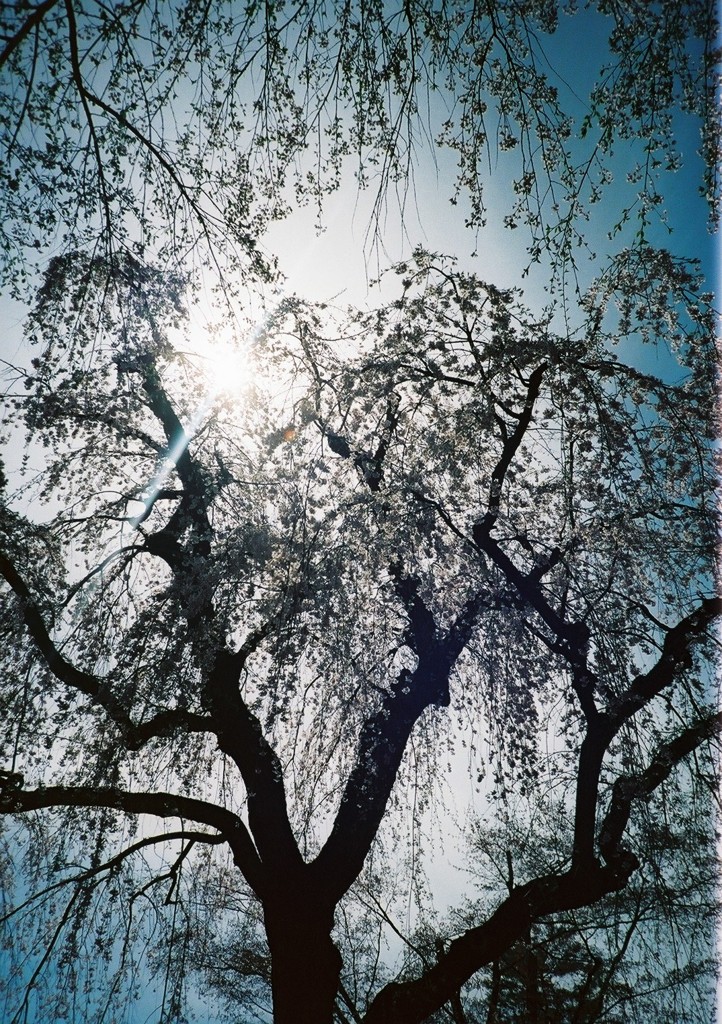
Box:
[0,245,717,1023]
[0,2,718,1022]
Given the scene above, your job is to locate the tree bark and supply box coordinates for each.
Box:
[264,890,342,1024]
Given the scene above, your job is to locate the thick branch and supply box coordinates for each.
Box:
[471,532,585,649]
[573,597,719,866]
[599,710,722,864]
[363,604,721,1023]
[2,549,301,887]
[45,353,299,881]
[468,358,599,720]
[0,783,265,895]
[310,575,446,900]
[310,665,442,902]
[573,724,613,865]
[120,348,304,877]
[132,707,215,747]
[136,357,197,487]
[1,554,105,699]
[204,648,305,878]
[131,357,215,566]
[362,862,635,1024]
[0,0,59,72]
[609,596,721,728]
[471,533,596,719]
[311,573,488,904]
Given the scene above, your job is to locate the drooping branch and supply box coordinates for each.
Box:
[51,2,229,272]
[83,86,224,253]
[0,783,265,896]
[11,881,81,1024]
[64,0,113,241]
[1,829,225,925]
[0,553,214,747]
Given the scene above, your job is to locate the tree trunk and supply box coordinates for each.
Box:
[264,894,342,1024]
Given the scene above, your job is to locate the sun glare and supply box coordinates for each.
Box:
[180,308,253,400]
[204,339,250,396]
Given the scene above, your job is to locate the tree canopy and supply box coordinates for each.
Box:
[1,0,718,290]
[0,3,719,1023]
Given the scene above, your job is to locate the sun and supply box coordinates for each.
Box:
[204,337,250,396]
[180,311,252,399]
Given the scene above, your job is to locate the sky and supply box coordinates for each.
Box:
[257,6,715,306]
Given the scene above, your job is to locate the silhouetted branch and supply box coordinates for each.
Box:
[599,709,722,864]
[362,598,720,1024]
[0,0,59,72]
[1,829,224,924]
[610,597,721,728]
[0,553,214,747]
[0,783,265,896]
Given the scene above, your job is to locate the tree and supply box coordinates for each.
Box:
[0,2,719,1023]
[0,243,718,1023]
